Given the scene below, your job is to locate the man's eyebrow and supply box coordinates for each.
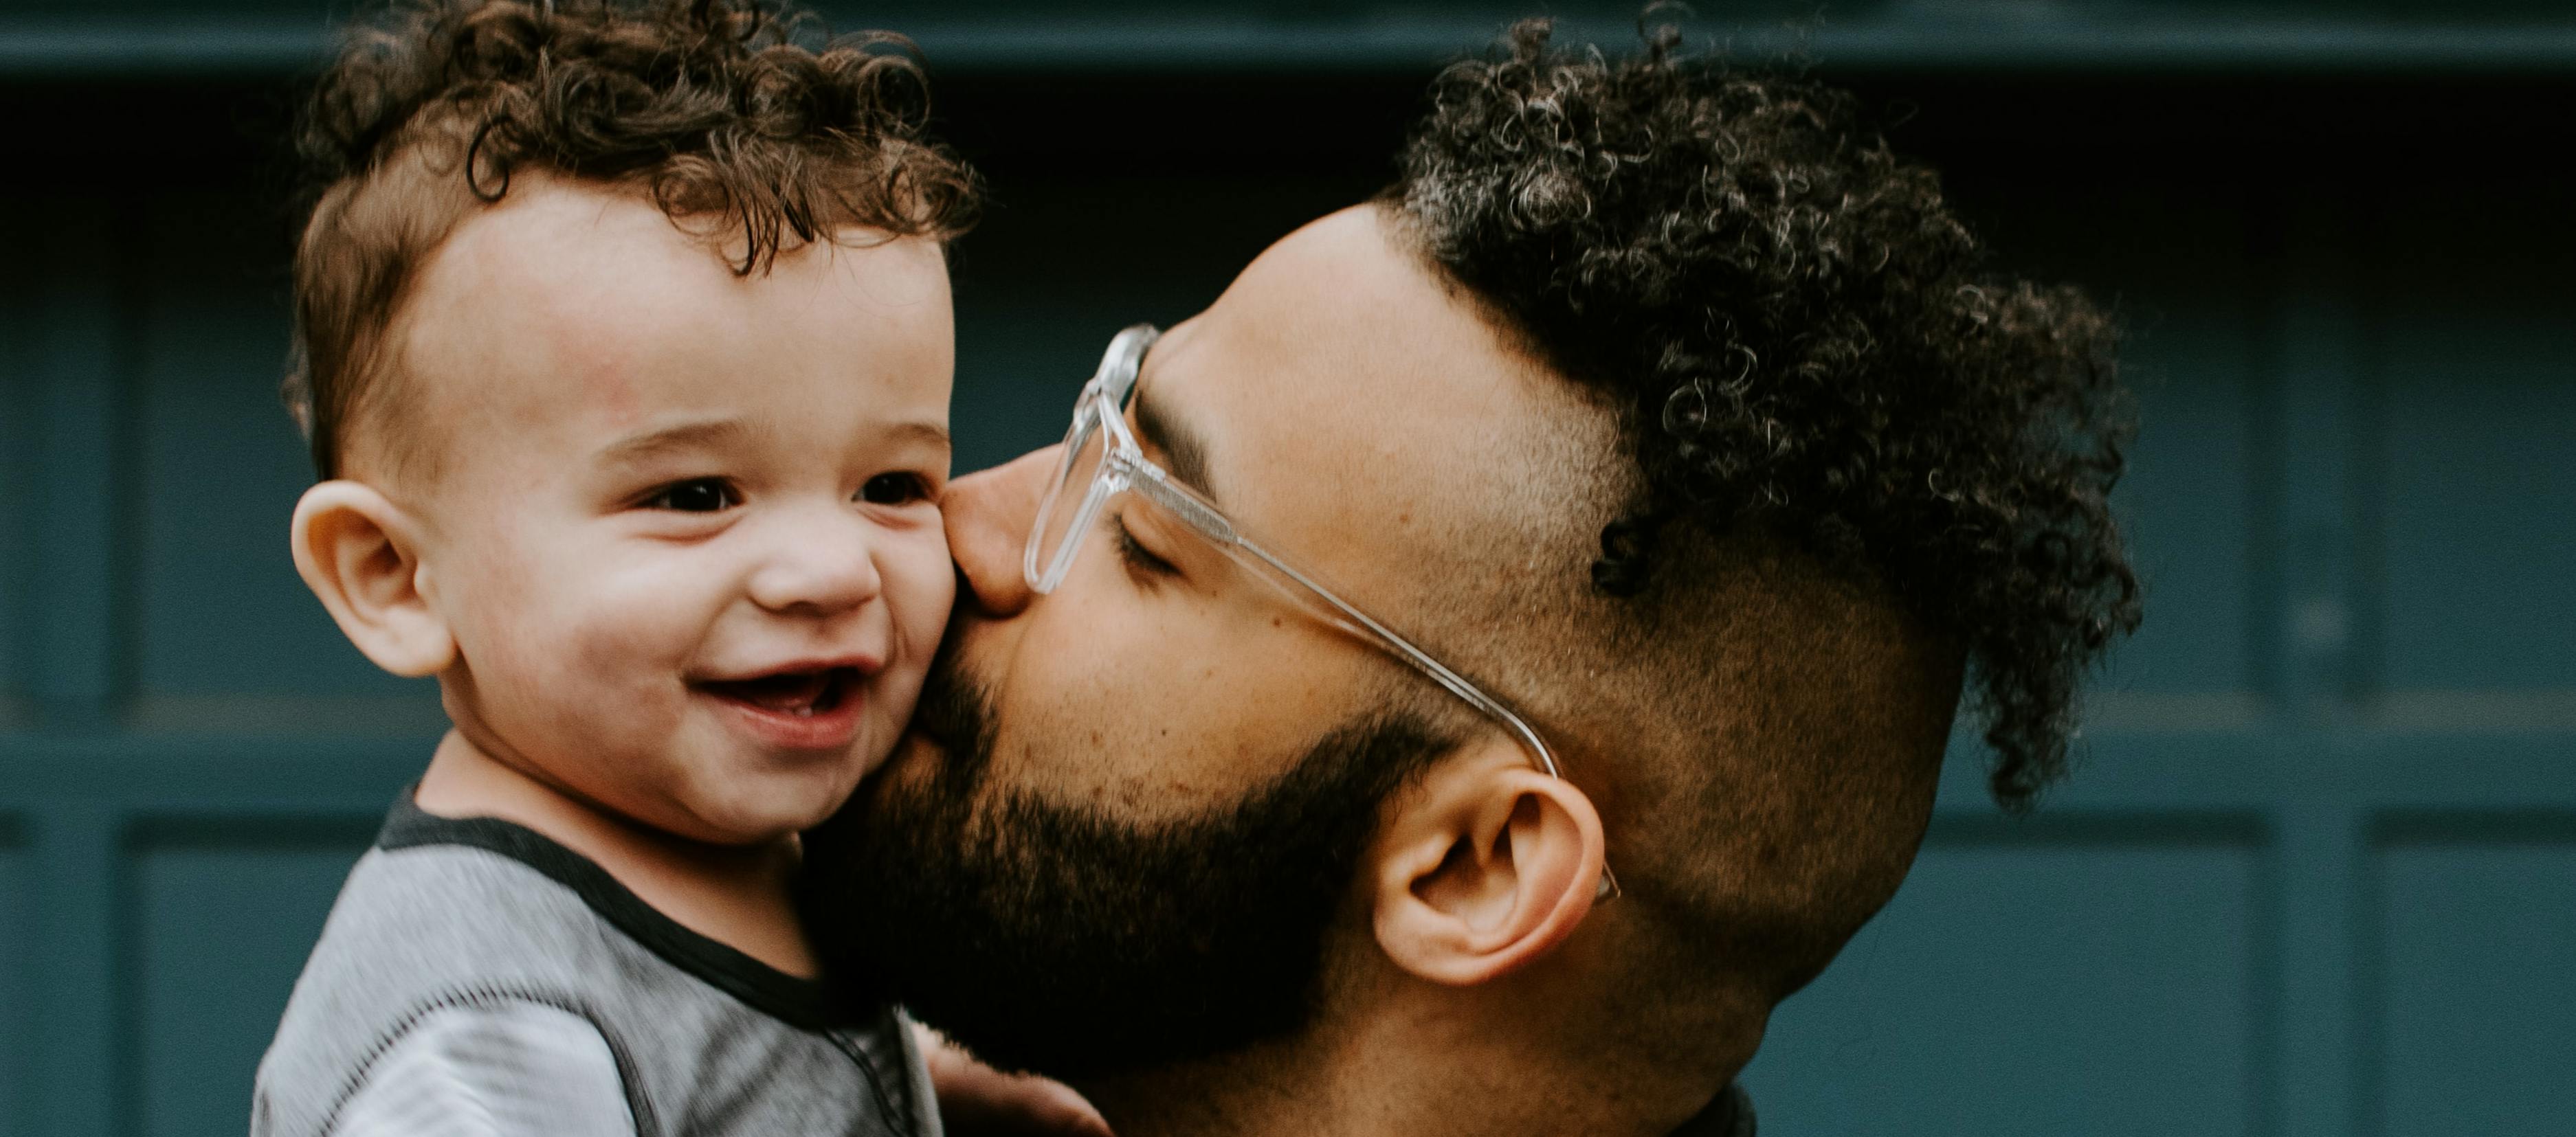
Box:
[595,418,755,464]
[1131,376,1217,501]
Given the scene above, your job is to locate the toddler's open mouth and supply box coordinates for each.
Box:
[697,667,861,719]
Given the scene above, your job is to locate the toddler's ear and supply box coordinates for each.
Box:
[290,482,455,677]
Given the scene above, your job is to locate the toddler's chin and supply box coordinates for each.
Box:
[678,773,869,846]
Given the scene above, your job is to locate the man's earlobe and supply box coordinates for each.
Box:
[1370,747,1608,987]
[290,481,455,678]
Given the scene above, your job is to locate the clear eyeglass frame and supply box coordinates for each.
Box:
[1024,324,1619,900]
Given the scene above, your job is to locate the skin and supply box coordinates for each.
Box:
[905,204,1748,1137]
[291,177,956,974]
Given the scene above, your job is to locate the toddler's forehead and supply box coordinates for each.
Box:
[331,187,667,484]
[356,188,951,491]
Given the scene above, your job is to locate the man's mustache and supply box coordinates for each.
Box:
[905,635,998,790]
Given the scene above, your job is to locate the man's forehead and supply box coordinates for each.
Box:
[1133,211,1468,497]
[1133,206,1605,589]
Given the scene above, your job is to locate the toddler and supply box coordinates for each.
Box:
[254,1,976,1133]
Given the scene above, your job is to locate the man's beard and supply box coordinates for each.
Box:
[798,649,1448,1080]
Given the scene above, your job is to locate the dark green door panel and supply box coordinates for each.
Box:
[1,247,32,716]
[2373,180,2576,696]
[129,820,377,1137]
[129,190,434,720]
[2377,822,2576,1136]
[1744,815,2267,1137]
[0,825,26,1136]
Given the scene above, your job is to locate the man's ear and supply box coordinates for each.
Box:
[290,480,455,678]
[1370,741,1608,986]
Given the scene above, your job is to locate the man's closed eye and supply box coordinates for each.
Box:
[1112,513,1179,582]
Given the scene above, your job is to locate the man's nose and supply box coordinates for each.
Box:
[944,444,1061,618]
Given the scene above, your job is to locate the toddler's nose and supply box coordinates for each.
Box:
[746,507,885,616]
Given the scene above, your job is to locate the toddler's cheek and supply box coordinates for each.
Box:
[882,527,959,659]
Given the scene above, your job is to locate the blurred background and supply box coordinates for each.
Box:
[3,1,2573,1135]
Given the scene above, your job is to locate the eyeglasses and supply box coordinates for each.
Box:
[1025,324,1618,899]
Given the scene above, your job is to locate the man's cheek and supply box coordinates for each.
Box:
[1040,666,1284,818]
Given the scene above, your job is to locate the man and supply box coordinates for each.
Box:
[806,19,2139,1137]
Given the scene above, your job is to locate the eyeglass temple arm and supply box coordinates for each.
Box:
[1124,468,1556,761]
[1126,449,1620,899]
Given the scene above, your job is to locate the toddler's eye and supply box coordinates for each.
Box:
[859,472,932,506]
[647,478,738,513]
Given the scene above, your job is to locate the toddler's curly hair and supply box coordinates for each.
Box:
[287,0,979,480]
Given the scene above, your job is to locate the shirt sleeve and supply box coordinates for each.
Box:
[327,1000,638,1137]
[893,1007,946,1137]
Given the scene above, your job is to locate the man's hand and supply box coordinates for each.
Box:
[914,1022,1113,1137]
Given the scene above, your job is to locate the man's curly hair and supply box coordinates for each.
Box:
[1392,20,2138,807]
[287,0,978,480]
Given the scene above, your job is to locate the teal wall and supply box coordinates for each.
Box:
[3,3,2574,1135]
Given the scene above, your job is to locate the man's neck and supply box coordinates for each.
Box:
[1074,985,1755,1137]
[1081,1061,1721,1137]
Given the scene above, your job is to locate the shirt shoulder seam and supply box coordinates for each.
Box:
[373,790,865,1031]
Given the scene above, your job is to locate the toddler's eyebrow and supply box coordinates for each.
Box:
[597,418,755,464]
[597,417,951,465]
[882,420,953,453]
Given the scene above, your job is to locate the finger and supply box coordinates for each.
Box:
[918,1024,1112,1136]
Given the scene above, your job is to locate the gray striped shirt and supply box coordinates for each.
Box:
[254,797,937,1137]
